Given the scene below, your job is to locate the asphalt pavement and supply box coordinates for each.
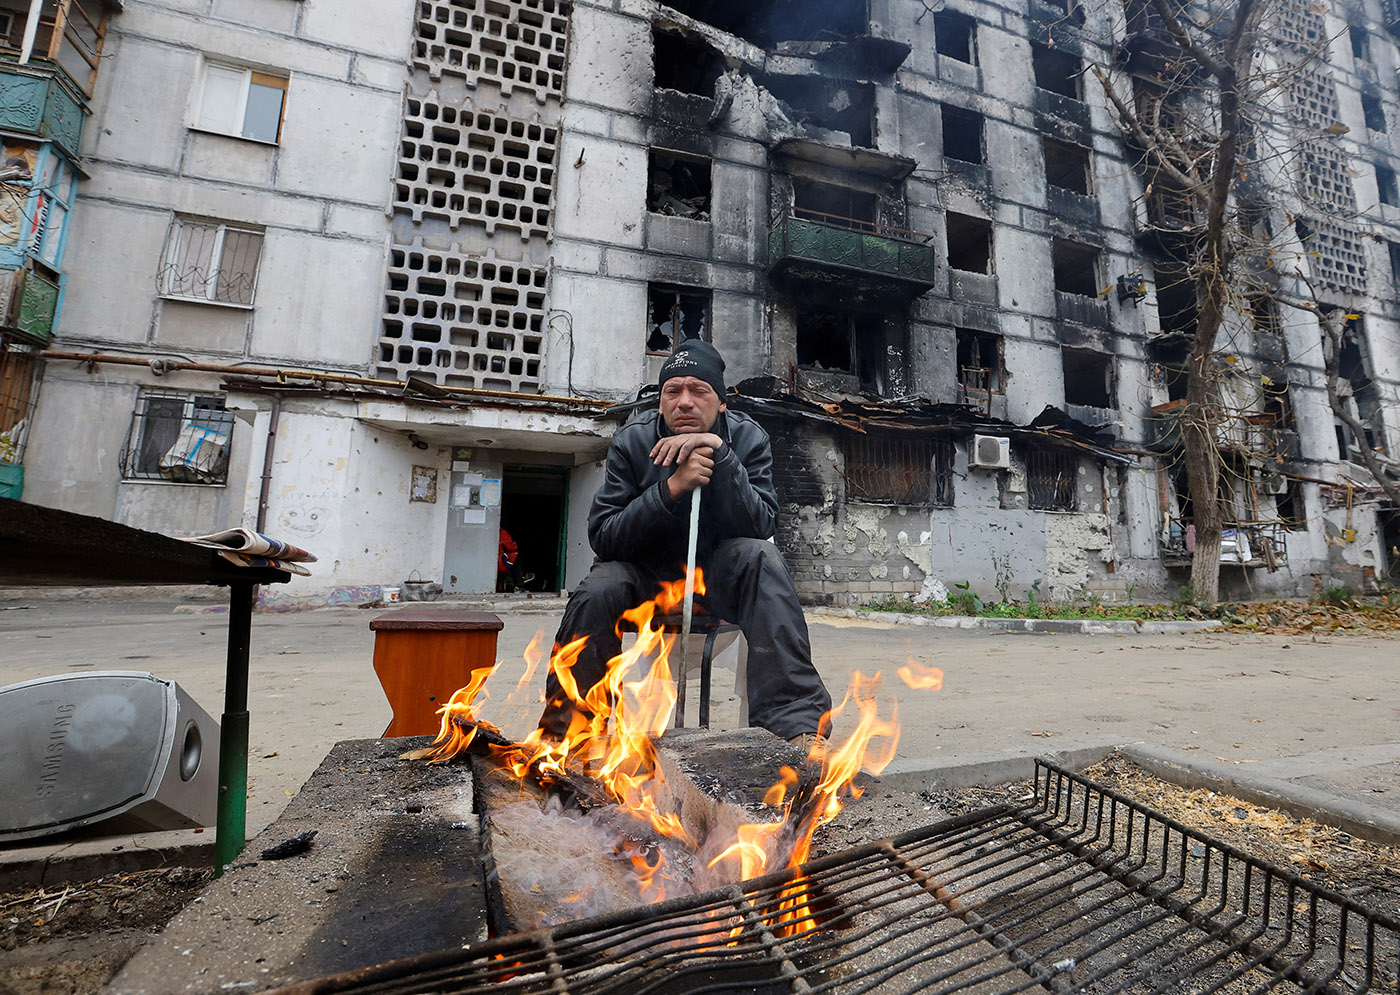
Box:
[1,592,1397,854]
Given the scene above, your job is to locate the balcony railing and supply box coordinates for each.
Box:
[0,265,61,346]
[1150,402,1293,461]
[1160,517,1289,568]
[0,58,88,159]
[768,208,936,293]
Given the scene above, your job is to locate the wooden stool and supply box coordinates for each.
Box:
[370,609,503,737]
[630,610,742,729]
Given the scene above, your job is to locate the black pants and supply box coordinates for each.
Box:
[539,538,832,741]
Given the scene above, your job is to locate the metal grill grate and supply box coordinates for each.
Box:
[277,760,1400,995]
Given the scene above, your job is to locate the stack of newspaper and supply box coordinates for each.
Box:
[177,527,318,576]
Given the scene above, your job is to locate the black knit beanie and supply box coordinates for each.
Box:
[658,339,726,397]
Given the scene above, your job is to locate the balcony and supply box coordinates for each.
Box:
[1160,517,1289,569]
[0,59,89,160]
[0,264,61,346]
[1055,290,1110,329]
[768,208,936,297]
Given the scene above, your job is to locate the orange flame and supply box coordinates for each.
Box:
[897,661,944,691]
[425,571,944,940]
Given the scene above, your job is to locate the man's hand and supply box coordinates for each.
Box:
[651,432,722,467]
[665,446,715,500]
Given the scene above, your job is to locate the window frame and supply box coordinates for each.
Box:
[158,216,266,309]
[120,390,235,485]
[1025,447,1079,512]
[842,430,955,508]
[645,283,712,355]
[193,61,289,145]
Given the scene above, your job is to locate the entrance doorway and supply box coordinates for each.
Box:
[499,465,569,591]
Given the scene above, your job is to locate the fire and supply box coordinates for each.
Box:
[426,571,938,932]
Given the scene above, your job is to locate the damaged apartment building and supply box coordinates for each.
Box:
[6,0,1399,603]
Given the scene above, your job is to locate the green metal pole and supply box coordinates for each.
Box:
[215,581,253,874]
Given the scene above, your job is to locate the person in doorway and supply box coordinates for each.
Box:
[498,527,532,592]
[538,339,832,750]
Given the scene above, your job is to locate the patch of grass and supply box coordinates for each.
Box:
[864,592,1189,622]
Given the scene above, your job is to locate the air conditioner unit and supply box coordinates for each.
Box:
[1260,472,1288,495]
[970,434,1011,470]
[0,672,220,842]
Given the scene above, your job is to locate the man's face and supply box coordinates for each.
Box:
[660,376,726,434]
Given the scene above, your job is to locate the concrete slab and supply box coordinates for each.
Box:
[0,828,212,891]
[107,737,487,995]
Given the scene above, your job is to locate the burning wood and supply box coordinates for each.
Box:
[418,575,940,935]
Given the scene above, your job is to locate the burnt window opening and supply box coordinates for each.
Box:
[793,179,879,225]
[941,104,985,164]
[933,12,976,64]
[1388,240,1400,283]
[1376,165,1398,207]
[1351,24,1370,61]
[658,0,866,49]
[946,212,993,273]
[1026,447,1078,512]
[1052,238,1101,296]
[796,306,889,393]
[1336,314,1386,452]
[1123,0,1171,35]
[1363,92,1387,133]
[1062,347,1116,408]
[647,284,710,354]
[647,150,712,220]
[1149,341,1189,402]
[1044,137,1091,194]
[652,27,726,96]
[1038,0,1086,25]
[843,432,955,507]
[956,329,1003,394]
[1248,292,1280,337]
[1153,263,1196,338]
[765,77,876,149]
[1032,43,1082,100]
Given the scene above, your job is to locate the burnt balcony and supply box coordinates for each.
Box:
[1160,516,1289,568]
[0,58,88,159]
[768,207,936,297]
[0,264,61,346]
[1055,290,1109,329]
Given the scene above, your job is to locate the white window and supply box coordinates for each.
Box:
[159,218,265,307]
[195,63,288,144]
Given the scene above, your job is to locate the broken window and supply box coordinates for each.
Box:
[956,329,1002,395]
[1376,165,1398,207]
[158,217,264,306]
[1062,347,1115,408]
[1026,448,1078,511]
[1336,314,1386,452]
[120,391,235,484]
[1153,262,1196,337]
[646,284,710,353]
[647,150,712,219]
[196,62,289,144]
[652,27,726,96]
[792,179,878,224]
[1031,43,1081,100]
[843,431,954,506]
[1363,92,1387,133]
[1389,240,1400,283]
[659,0,865,49]
[1248,292,1279,337]
[941,104,985,165]
[1038,0,1086,25]
[1052,238,1101,296]
[1044,137,1091,194]
[946,212,993,273]
[933,12,976,64]
[1351,24,1369,61]
[796,306,889,392]
[1149,341,1189,401]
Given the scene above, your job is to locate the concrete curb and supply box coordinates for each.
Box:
[812,607,1223,635]
[882,740,1400,848]
[1117,743,1400,847]
[0,828,213,892]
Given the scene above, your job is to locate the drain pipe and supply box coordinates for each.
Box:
[250,394,282,604]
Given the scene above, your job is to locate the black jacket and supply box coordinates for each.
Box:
[588,408,778,566]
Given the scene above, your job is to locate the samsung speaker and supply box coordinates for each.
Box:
[0,671,220,843]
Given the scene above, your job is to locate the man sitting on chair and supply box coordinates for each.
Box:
[538,339,831,750]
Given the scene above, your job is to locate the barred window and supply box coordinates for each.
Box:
[843,432,954,507]
[1026,448,1078,511]
[158,218,264,306]
[121,391,234,484]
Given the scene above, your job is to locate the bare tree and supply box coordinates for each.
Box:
[1090,0,1274,602]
